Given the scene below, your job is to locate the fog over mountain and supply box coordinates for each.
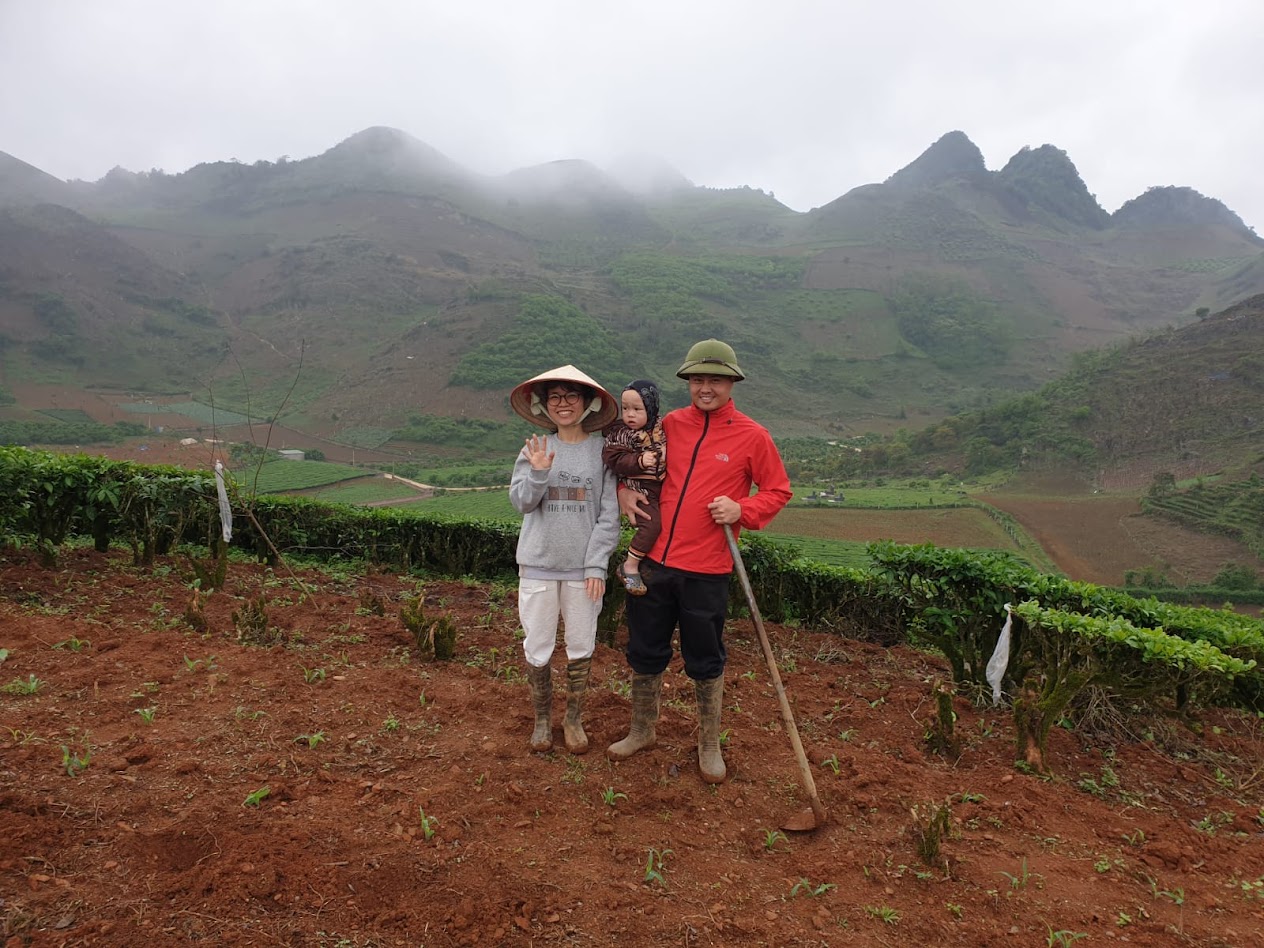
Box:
[1,1,1261,231]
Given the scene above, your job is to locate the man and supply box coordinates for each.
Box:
[606,339,792,782]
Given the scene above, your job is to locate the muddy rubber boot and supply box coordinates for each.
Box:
[606,672,663,760]
[525,662,553,752]
[563,657,592,754]
[695,674,727,784]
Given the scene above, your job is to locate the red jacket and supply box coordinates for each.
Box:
[647,399,791,574]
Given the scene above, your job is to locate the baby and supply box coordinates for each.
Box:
[602,380,666,595]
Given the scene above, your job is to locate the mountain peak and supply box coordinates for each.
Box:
[331,126,419,152]
[886,131,987,189]
[307,127,465,192]
[1113,186,1260,241]
[321,127,460,173]
[997,144,1109,229]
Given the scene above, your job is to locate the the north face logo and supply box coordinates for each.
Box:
[714,453,730,463]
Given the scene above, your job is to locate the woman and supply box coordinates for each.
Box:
[508,365,619,753]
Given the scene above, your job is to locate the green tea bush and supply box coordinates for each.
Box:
[1011,602,1255,772]
[3,448,1260,748]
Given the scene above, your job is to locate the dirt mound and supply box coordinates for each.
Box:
[3,549,1262,945]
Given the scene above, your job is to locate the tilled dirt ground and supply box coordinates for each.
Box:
[979,493,1258,587]
[2,548,1263,946]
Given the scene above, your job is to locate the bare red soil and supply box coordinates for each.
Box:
[979,494,1258,587]
[977,495,1147,585]
[3,549,1263,947]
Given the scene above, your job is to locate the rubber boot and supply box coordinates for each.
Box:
[525,662,553,752]
[695,674,727,783]
[606,672,663,760]
[563,657,592,754]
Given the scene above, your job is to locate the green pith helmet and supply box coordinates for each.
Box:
[675,338,745,381]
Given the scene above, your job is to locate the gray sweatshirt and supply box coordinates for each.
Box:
[509,434,620,581]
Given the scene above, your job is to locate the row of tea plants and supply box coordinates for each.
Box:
[2,446,1261,774]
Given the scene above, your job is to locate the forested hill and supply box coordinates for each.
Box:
[890,293,1264,478]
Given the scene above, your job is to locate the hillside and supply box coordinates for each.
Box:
[1,128,1263,446]
[0,204,224,388]
[891,293,1264,486]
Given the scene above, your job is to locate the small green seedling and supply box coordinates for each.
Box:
[135,707,156,724]
[301,666,326,684]
[998,857,1036,890]
[717,728,730,747]
[294,731,325,749]
[865,905,899,924]
[382,716,401,733]
[3,675,43,695]
[762,828,788,852]
[418,807,437,840]
[0,648,9,664]
[243,786,271,807]
[1046,929,1087,947]
[600,787,628,807]
[61,745,91,777]
[821,754,841,775]
[53,637,90,652]
[644,848,672,887]
[791,878,835,898]
[1235,878,1264,900]
[183,654,215,672]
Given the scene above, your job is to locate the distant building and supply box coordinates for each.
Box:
[278,449,306,461]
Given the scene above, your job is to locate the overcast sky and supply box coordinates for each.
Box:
[2,1,1262,230]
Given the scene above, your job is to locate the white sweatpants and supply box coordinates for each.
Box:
[518,578,600,667]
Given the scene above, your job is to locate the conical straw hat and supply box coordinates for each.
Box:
[509,364,618,433]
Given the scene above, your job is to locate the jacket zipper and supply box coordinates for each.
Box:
[659,410,709,565]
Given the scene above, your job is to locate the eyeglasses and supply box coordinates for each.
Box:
[546,391,582,406]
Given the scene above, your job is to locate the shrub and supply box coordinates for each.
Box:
[1010,602,1255,772]
[1212,563,1257,591]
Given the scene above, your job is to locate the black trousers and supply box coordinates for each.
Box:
[625,559,729,681]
